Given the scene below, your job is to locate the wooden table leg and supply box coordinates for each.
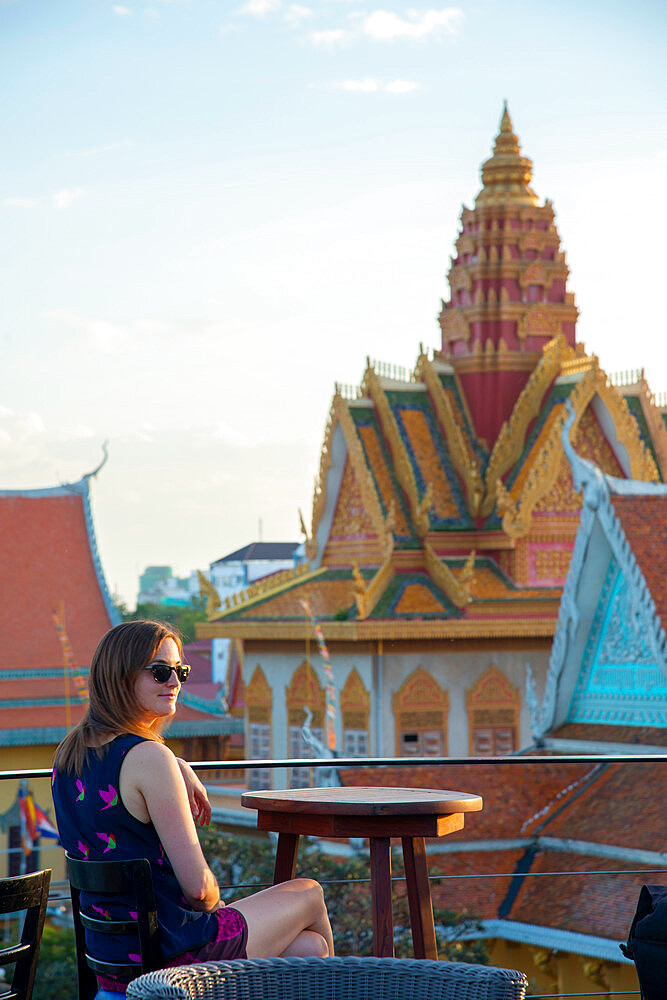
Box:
[369,836,394,958]
[273,833,300,884]
[401,836,438,960]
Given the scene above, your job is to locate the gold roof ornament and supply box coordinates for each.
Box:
[476,102,539,207]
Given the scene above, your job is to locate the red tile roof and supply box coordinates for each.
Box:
[509,849,647,940]
[611,494,667,628]
[0,490,114,670]
[551,722,667,746]
[339,763,597,840]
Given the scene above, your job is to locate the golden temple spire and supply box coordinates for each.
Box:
[476,102,538,207]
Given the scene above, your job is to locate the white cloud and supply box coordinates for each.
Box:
[219,22,238,35]
[330,78,420,94]
[385,78,420,93]
[284,3,312,26]
[334,77,380,92]
[112,4,132,15]
[238,0,280,15]
[362,7,463,40]
[3,197,37,208]
[310,28,349,46]
[657,150,667,161]
[65,139,132,158]
[52,188,85,210]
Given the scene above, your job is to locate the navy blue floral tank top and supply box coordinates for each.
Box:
[52,734,218,963]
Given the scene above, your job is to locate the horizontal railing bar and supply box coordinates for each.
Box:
[4,752,666,781]
[44,862,667,900]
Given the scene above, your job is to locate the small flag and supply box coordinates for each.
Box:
[34,801,60,841]
[18,788,60,850]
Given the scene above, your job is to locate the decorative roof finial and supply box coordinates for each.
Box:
[83,440,109,481]
[476,103,538,207]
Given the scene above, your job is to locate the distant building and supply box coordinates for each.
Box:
[207,541,302,684]
[137,565,199,606]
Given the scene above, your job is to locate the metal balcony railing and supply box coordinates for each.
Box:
[4,753,664,999]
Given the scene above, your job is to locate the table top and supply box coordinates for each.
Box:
[241,786,483,816]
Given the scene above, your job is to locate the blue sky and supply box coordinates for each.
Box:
[1,0,666,603]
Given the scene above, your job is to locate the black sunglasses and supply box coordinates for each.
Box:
[144,661,191,684]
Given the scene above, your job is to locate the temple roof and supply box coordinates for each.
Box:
[201,344,663,643]
[0,475,243,746]
[529,404,667,741]
[0,478,118,670]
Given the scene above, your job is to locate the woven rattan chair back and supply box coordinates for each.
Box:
[126,955,529,1000]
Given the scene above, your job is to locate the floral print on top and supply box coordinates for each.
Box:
[51,734,219,968]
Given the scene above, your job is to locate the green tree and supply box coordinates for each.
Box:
[30,924,77,1000]
[200,829,488,961]
[121,596,208,644]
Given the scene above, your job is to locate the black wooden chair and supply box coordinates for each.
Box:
[0,868,51,1000]
[66,854,163,1000]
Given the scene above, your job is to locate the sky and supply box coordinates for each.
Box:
[1,0,666,605]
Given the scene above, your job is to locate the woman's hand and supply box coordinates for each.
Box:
[176,758,212,827]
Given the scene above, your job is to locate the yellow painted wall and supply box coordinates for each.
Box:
[489,938,639,997]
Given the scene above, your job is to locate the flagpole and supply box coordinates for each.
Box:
[57,601,72,731]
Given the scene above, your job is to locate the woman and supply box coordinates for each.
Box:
[52,620,334,990]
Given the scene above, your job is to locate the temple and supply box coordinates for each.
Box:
[199,106,666,768]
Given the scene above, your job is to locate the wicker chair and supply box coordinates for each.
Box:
[126,956,529,1000]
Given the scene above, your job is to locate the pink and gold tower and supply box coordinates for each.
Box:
[439,103,579,448]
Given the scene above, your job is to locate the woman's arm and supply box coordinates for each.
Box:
[175,758,212,826]
[119,741,221,912]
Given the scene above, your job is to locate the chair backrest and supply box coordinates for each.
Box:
[126,956,530,1000]
[66,854,162,1000]
[0,868,52,1000]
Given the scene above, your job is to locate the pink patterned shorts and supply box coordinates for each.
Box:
[97,907,248,994]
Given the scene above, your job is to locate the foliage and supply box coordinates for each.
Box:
[200,829,488,961]
[120,595,208,644]
[30,925,77,1000]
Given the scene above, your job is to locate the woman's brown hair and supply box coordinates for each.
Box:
[55,620,183,775]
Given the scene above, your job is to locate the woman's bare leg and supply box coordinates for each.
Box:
[229,878,334,958]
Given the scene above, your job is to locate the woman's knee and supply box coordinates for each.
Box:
[291,878,325,913]
[308,932,329,958]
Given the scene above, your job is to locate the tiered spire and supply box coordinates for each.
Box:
[437,104,578,448]
[476,102,538,207]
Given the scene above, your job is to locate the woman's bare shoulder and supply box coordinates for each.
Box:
[123,739,179,774]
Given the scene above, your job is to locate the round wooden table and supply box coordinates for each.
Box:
[241,785,482,960]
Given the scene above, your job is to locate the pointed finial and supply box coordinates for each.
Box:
[500,100,512,133]
[475,104,538,207]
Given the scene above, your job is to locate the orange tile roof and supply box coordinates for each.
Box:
[509,849,647,940]
[551,722,667,746]
[611,494,667,628]
[540,761,667,852]
[339,763,596,840]
[0,490,115,670]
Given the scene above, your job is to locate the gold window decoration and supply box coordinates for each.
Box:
[246,665,273,789]
[341,667,370,758]
[465,665,520,757]
[286,660,325,788]
[392,667,449,758]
